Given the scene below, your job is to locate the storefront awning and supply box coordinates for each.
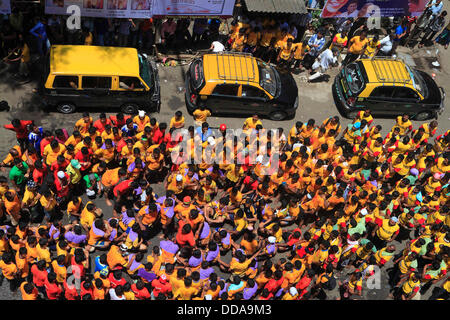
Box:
[244,0,307,14]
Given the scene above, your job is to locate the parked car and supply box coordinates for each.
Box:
[185,52,299,121]
[333,57,445,120]
[40,45,161,114]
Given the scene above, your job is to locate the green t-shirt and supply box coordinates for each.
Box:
[9,162,29,185]
[83,173,99,188]
[405,175,418,185]
[348,218,366,237]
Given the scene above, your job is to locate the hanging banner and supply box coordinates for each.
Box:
[45,0,153,18]
[320,0,427,18]
[0,0,11,15]
[151,0,235,16]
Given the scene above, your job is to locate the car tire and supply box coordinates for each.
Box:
[121,103,139,115]
[56,103,76,114]
[269,111,287,121]
[414,111,432,121]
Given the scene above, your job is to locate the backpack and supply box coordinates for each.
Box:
[323,274,337,290]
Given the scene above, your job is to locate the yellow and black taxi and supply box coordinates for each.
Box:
[333,57,445,120]
[185,52,299,121]
[39,45,160,114]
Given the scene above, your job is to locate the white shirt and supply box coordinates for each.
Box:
[109,288,126,300]
[211,41,225,52]
[317,49,337,70]
[379,36,392,53]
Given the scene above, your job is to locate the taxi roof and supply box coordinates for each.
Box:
[202,53,260,84]
[50,45,140,77]
[360,58,412,85]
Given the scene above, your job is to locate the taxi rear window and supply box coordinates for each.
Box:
[344,62,365,96]
[190,59,204,91]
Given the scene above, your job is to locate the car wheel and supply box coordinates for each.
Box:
[121,103,139,115]
[345,110,359,119]
[414,111,432,121]
[56,103,76,114]
[269,111,287,121]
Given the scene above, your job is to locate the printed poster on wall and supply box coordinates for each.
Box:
[45,0,153,18]
[151,0,236,16]
[0,0,11,15]
[320,0,428,18]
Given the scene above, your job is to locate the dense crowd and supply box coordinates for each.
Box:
[0,107,448,300]
[226,0,449,77]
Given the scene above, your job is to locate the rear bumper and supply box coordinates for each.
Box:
[184,76,198,113]
[149,59,161,112]
[332,79,352,115]
[438,86,445,116]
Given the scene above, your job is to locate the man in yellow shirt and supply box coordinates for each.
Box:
[330,30,348,53]
[243,114,263,130]
[43,140,66,166]
[362,34,381,58]
[290,40,309,71]
[74,112,93,136]
[277,38,294,68]
[193,104,211,127]
[343,31,369,66]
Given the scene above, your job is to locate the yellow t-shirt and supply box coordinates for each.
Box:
[349,36,369,54]
[193,109,211,122]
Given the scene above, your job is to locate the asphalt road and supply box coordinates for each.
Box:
[0,43,448,300]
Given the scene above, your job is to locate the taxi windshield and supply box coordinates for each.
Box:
[257,61,278,97]
[138,53,152,88]
[344,62,364,95]
[409,67,428,98]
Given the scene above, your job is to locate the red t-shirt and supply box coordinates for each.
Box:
[152,129,165,145]
[75,150,93,171]
[176,221,195,247]
[108,273,127,288]
[31,264,48,287]
[33,166,48,184]
[243,176,259,190]
[4,120,32,139]
[93,119,112,133]
[151,279,172,297]
[131,283,151,300]
[110,115,131,128]
[80,281,94,298]
[45,279,62,300]
[64,280,79,300]
[115,139,126,153]
[50,159,70,175]
[55,176,70,197]
[113,179,133,197]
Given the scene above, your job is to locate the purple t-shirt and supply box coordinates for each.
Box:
[205,245,219,262]
[137,268,157,282]
[64,231,86,244]
[188,254,203,267]
[160,240,179,255]
[199,221,211,240]
[161,206,175,219]
[243,283,258,300]
[199,267,215,280]
[49,224,60,240]
[91,223,106,237]
[128,254,143,272]
[121,210,135,227]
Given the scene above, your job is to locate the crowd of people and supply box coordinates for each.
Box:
[1,1,450,82]
[0,107,448,301]
[226,0,449,80]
